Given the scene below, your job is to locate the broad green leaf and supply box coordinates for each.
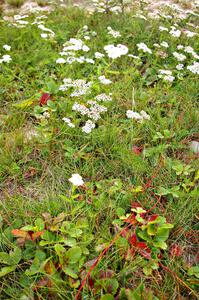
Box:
[62,267,78,279]
[156,228,170,242]
[35,218,45,231]
[9,247,22,265]
[66,246,82,264]
[153,241,167,250]
[0,265,16,277]
[188,266,199,278]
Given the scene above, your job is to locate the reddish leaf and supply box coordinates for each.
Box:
[88,278,94,289]
[132,145,143,155]
[170,244,183,257]
[12,229,29,238]
[131,202,142,209]
[147,214,158,222]
[39,93,51,106]
[31,231,44,241]
[124,214,136,225]
[137,242,148,249]
[129,234,137,246]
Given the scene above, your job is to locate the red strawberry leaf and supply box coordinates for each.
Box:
[39,93,51,106]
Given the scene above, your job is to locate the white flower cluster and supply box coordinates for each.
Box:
[159,26,169,32]
[92,0,122,14]
[95,93,112,102]
[176,64,184,70]
[98,75,112,85]
[126,110,151,122]
[62,117,75,128]
[160,41,169,48]
[107,26,121,38]
[69,173,84,186]
[56,38,94,65]
[71,90,112,134]
[82,25,97,41]
[82,120,96,133]
[38,24,55,39]
[137,42,152,54]
[169,27,181,38]
[173,51,186,62]
[3,45,11,51]
[13,14,29,28]
[104,44,128,59]
[59,78,92,97]
[184,46,199,60]
[0,45,12,64]
[187,62,199,75]
[95,52,105,59]
[158,70,175,82]
[72,101,107,121]
[184,30,197,38]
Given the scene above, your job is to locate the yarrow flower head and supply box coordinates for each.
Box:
[95,52,105,59]
[69,173,84,186]
[107,26,121,38]
[0,54,12,63]
[82,120,95,133]
[173,52,186,62]
[137,42,152,54]
[3,45,11,51]
[104,44,128,59]
[158,70,175,82]
[169,27,181,38]
[62,117,75,128]
[98,75,112,85]
[187,62,199,75]
[126,110,150,121]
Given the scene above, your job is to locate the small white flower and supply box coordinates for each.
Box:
[159,26,169,32]
[41,33,48,38]
[82,120,95,133]
[104,44,128,59]
[184,30,196,38]
[95,52,105,59]
[1,54,12,63]
[69,173,84,186]
[107,26,121,38]
[3,45,11,51]
[84,35,90,40]
[82,45,90,52]
[98,75,112,85]
[56,58,66,64]
[173,52,186,62]
[160,41,169,48]
[62,117,75,128]
[169,28,181,38]
[85,58,95,64]
[177,45,184,50]
[137,42,152,54]
[164,75,175,82]
[176,64,184,70]
[187,61,199,75]
[140,110,150,120]
[126,110,142,120]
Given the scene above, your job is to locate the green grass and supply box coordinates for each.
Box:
[0,3,199,299]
